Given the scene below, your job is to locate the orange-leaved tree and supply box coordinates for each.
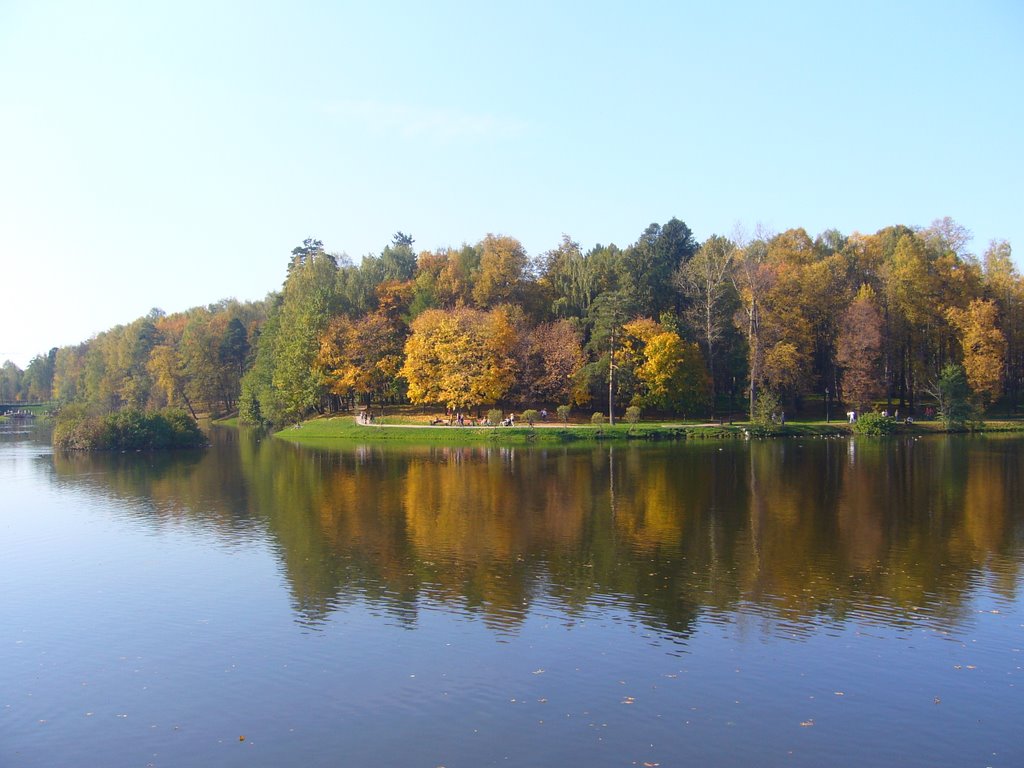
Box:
[836,285,885,410]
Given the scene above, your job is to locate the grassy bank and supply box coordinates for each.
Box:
[274,414,857,447]
[270,412,1024,447]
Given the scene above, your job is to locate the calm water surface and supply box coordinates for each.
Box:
[1,423,1022,767]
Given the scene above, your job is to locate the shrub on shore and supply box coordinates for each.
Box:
[851,412,899,435]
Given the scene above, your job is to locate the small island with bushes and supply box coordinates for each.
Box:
[52,406,207,451]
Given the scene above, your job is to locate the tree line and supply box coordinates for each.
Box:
[6,217,1021,426]
[4,299,268,418]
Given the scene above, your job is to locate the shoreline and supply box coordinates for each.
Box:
[258,414,1024,447]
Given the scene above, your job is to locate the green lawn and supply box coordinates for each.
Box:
[273,414,860,446]
[269,412,1024,447]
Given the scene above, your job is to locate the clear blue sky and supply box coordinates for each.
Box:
[2,0,1021,367]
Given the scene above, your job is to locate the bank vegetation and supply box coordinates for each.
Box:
[5,217,1022,435]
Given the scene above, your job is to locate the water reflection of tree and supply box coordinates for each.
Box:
[737,436,1024,628]
[49,428,252,535]
[50,429,1024,638]
[250,436,1023,635]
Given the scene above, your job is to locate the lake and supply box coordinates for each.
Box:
[2,422,1021,767]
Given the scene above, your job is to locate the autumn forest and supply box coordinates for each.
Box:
[4,217,1021,427]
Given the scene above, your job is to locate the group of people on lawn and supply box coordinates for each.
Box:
[359,407,551,427]
[430,410,483,426]
[429,408,549,427]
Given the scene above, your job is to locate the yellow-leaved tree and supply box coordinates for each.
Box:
[316,312,405,408]
[472,234,529,308]
[947,299,1007,408]
[623,319,711,416]
[401,306,517,411]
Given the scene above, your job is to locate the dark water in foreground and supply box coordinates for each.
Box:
[2,423,1022,767]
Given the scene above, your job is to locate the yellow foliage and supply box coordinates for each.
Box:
[947,299,1007,406]
[762,341,809,396]
[401,307,518,409]
[626,322,711,413]
[316,313,405,400]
